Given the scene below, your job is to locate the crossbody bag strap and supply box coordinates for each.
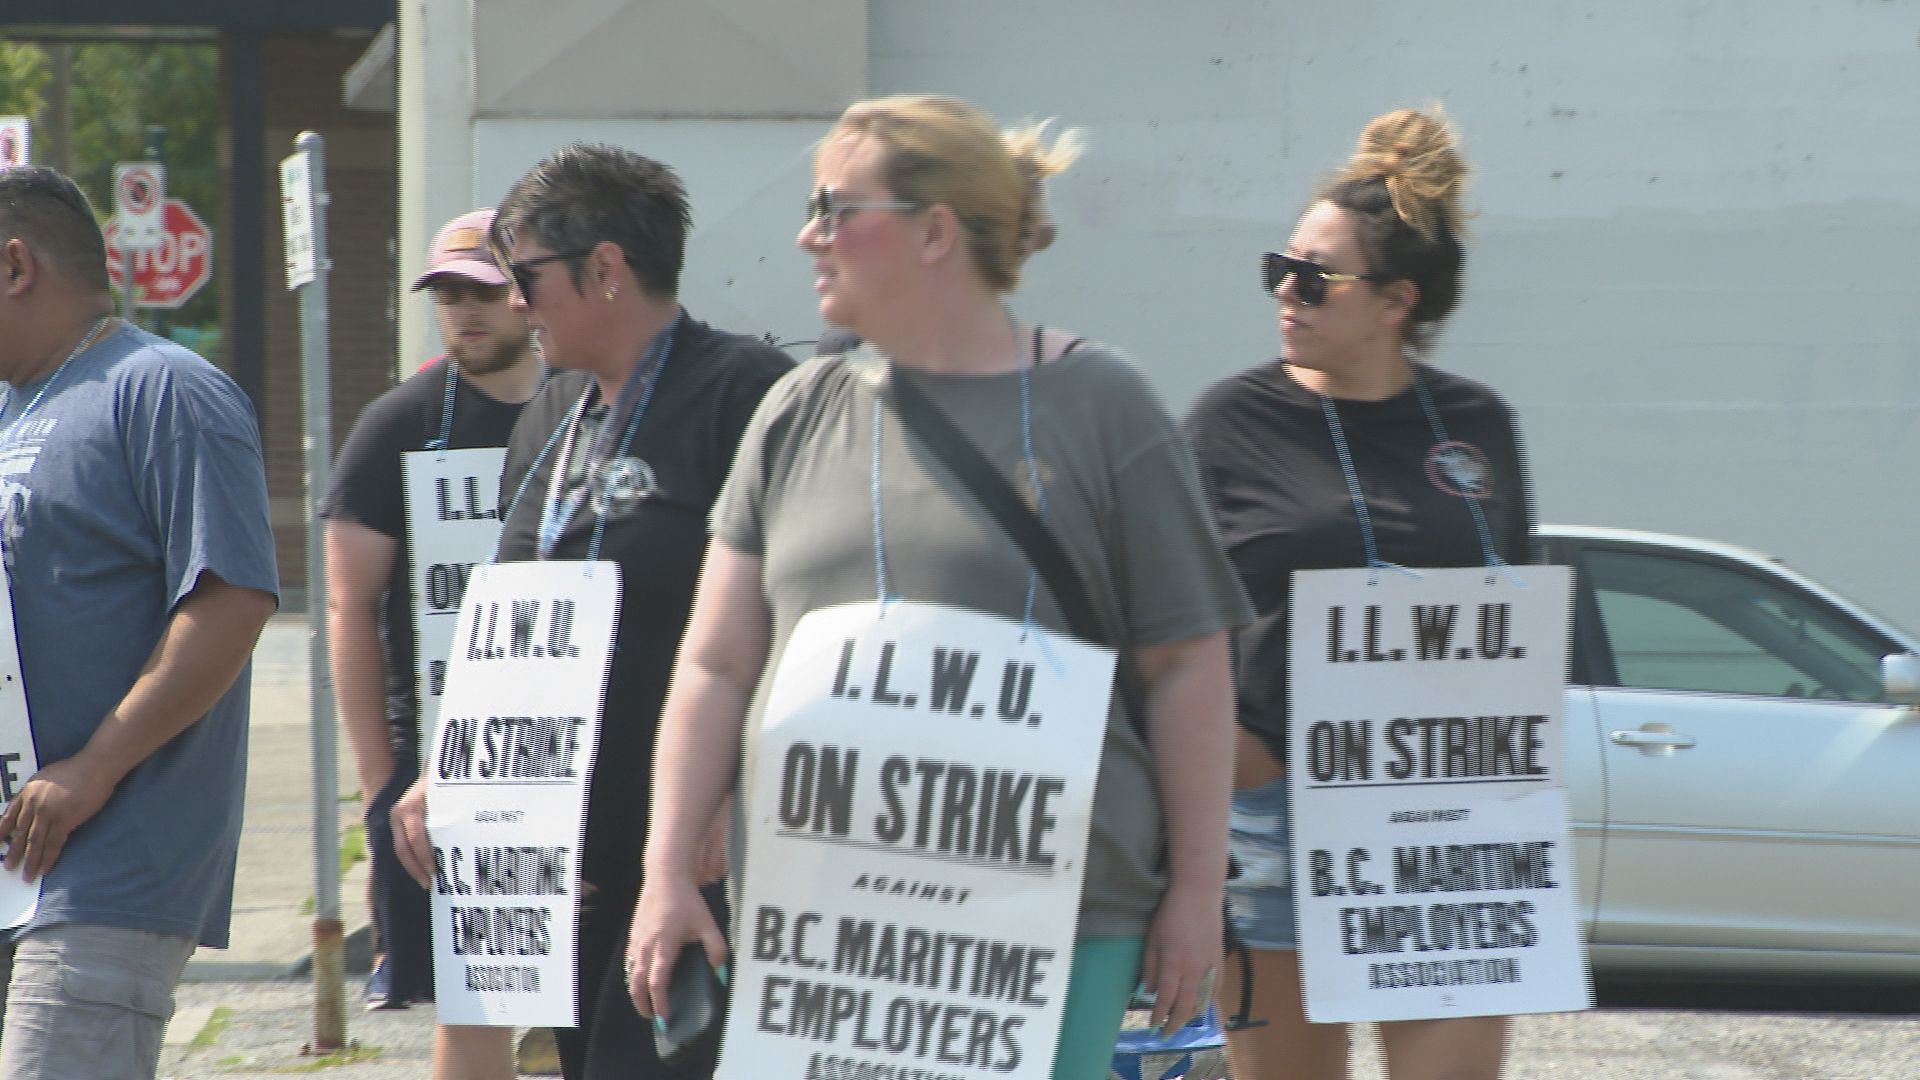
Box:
[891,367,1266,1033]
[887,371,1148,736]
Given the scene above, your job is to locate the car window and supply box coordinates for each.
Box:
[1584,549,1887,701]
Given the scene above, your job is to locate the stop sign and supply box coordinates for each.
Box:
[105,198,213,309]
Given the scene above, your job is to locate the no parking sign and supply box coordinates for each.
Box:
[113,161,167,251]
[0,117,28,172]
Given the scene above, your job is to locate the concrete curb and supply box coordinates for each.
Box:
[183,921,375,983]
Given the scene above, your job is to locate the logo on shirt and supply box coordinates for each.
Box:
[0,419,56,567]
[1425,440,1493,500]
[1014,460,1056,514]
[591,456,657,516]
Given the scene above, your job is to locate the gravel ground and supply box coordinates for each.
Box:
[161,979,1919,1079]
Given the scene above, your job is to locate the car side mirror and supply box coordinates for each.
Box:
[1883,653,1920,707]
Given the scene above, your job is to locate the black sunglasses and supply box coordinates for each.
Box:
[498,248,592,300]
[1261,252,1384,306]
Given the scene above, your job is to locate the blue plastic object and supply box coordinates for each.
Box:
[1108,1003,1227,1080]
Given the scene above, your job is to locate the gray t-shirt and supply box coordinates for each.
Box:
[0,323,279,948]
[713,342,1251,936]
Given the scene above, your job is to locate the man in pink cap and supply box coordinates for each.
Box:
[320,209,543,1010]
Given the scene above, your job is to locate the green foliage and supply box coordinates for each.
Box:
[0,36,223,329]
[340,823,368,876]
[0,42,49,109]
[188,1006,234,1050]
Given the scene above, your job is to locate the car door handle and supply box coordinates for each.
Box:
[1609,729,1698,750]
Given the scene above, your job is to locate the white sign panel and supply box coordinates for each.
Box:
[0,569,42,929]
[425,561,620,1027]
[721,601,1112,1080]
[279,150,317,290]
[403,446,508,757]
[112,162,166,252]
[0,117,29,172]
[1288,566,1589,1022]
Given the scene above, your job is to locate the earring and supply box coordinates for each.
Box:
[604,285,617,302]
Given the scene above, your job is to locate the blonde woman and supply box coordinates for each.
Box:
[625,95,1250,1080]
[1186,108,1536,1080]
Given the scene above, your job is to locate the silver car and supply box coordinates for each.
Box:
[1541,526,1920,981]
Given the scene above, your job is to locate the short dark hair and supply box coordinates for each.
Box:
[493,143,691,299]
[0,168,110,293]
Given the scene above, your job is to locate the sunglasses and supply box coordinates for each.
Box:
[502,250,593,301]
[1261,252,1384,306]
[805,187,919,241]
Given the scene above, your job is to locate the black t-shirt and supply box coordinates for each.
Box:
[1184,361,1536,766]
[320,357,529,739]
[496,314,791,893]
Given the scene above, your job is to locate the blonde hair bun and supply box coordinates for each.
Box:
[1342,106,1466,244]
[1001,120,1085,255]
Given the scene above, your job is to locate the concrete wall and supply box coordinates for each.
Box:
[399,0,864,368]
[416,0,1920,630]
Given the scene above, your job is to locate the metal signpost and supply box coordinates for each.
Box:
[281,131,347,1052]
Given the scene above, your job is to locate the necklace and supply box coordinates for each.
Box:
[1,315,114,436]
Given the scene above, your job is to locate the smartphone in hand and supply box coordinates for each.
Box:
[654,942,727,1062]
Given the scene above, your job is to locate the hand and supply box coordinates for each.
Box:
[1139,880,1224,1034]
[388,778,434,890]
[626,875,726,1020]
[0,757,118,882]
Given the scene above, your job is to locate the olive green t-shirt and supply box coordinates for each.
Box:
[713,342,1252,936]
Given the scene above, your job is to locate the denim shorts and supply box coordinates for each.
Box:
[1226,776,1300,950]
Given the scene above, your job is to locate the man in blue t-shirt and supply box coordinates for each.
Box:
[0,168,279,1079]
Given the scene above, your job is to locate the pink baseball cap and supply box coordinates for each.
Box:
[412,209,510,290]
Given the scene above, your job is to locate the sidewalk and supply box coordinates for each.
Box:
[185,612,372,983]
[158,613,453,1076]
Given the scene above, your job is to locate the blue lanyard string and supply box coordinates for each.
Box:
[869,330,1045,639]
[870,393,893,611]
[423,361,458,452]
[1410,376,1505,573]
[535,315,680,562]
[1317,368,1504,583]
[496,416,569,564]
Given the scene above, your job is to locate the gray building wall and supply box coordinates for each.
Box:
[406,0,1920,630]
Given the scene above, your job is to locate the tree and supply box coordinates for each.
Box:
[0,37,223,339]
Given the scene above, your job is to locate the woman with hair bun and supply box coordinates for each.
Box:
[627,94,1250,1080]
[1185,107,1536,1079]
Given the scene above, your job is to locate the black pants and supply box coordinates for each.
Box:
[565,879,730,1080]
[365,763,435,1003]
